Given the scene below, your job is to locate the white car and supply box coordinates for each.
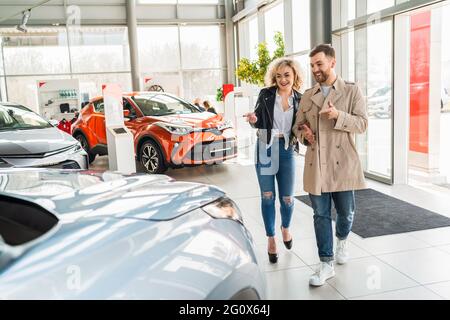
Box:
[0,169,266,299]
[0,102,88,169]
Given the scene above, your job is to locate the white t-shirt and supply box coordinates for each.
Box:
[267,91,294,150]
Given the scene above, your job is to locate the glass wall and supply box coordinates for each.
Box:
[138,26,180,73]
[137,25,224,102]
[138,0,219,3]
[263,2,284,55]
[364,20,393,179]
[0,26,132,112]
[2,27,70,76]
[439,3,450,185]
[367,0,395,14]
[333,0,396,182]
[68,27,130,73]
[1,23,225,110]
[292,0,310,53]
[342,20,393,181]
[180,26,221,69]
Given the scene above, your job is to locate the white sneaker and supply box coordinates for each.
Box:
[309,262,335,287]
[336,238,349,265]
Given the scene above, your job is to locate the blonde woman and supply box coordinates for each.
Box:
[244,57,303,263]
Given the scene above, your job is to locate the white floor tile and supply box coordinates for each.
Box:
[425,281,450,300]
[348,233,431,255]
[351,286,443,300]
[255,243,307,272]
[265,267,344,300]
[378,247,450,285]
[323,256,418,299]
[408,227,450,246]
[437,244,450,255]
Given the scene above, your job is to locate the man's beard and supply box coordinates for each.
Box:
[314,71,329,84]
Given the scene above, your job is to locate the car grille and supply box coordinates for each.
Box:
[186,139,237,162]
[39,160,81,169]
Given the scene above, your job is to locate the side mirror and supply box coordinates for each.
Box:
[123,110,130,117]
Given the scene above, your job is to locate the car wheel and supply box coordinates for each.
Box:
[140,140,167,174]
[75,134,96,164]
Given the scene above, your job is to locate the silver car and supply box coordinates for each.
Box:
[0,102,88,169]
[0,169,266,299]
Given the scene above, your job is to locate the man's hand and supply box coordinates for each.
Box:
[243,112,258,124]
[319,101,339,120]
[302,124,315,145]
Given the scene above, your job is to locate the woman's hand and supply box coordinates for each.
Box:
[302,124,316,145]
[243,112,258,124]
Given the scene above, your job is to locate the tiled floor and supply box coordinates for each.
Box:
[91,152,450,300]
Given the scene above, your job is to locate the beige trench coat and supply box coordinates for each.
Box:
[292,77,368,196]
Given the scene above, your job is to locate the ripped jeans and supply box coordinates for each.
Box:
[255,137,296,237]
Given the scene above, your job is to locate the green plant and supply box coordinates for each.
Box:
[216,87,224,102]
[236,31,285,87]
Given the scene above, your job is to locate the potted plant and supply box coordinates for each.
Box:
[236,31,285,87]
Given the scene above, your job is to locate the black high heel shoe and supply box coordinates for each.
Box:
[281,226,293,250]
[268,252,278,264]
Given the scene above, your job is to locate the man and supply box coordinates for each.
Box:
[292,44,368,287]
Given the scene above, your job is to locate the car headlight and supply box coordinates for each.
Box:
[155,122,194,136]
[69,143,83,154]
[202,197,244,225]
[217,120,233,131]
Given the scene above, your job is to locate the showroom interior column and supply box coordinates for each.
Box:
[224,0,236,85]
[310,0,332,47]
[126,0,141,91]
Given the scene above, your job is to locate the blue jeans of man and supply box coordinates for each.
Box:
[309,191,355,262]
[255,137,296,237]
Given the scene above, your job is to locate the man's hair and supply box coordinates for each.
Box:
[309,44,335,59]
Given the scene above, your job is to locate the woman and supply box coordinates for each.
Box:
[244,57,303,264]
[203,100,217,114]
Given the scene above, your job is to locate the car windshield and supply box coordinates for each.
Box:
[0,104,52,131]
[132,94,200,116]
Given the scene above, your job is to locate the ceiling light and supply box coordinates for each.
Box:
[16,10,31,33]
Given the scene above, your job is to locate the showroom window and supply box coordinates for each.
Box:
[264,2,284,56]
[68,27,130,73]
[138,0,219,3]
[1,27,70,76]
[367,0,395,15]
[137,24,224,102]
[182,70,222,103]
[138,26,180,73]
[341,20,393,182]
[248,16,259,60]
[292,0,311,54]
[180,26,221,69]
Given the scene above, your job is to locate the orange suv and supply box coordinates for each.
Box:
[71,92,237,173]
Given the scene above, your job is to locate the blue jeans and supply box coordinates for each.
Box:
[309,191,355,262]
[255,137,296,237]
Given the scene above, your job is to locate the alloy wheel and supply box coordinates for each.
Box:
[142,145,159,173]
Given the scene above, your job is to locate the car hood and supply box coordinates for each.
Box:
[0,128,76,156]
[0,169,225,222]
[150,112,223,128]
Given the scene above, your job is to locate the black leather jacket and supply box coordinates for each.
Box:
[251,86,302,149]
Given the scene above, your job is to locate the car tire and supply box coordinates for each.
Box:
[75,134,96,164]
[140,140,167,174]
